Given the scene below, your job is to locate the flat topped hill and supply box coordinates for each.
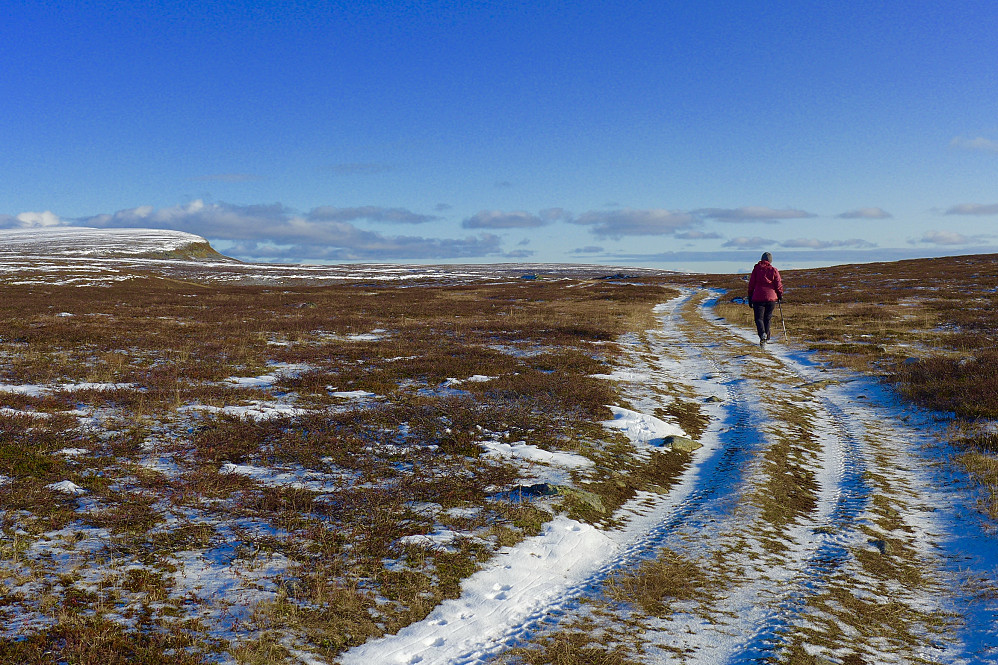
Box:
[0,227,233,261]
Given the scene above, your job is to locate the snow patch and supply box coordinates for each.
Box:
[589,369,652,382]
[602,405,686,446]
[481,441,593,469]
[329,389,377,399]
[224,363,311,388]
[46,480,86,495]
[399,530,463,550]
[444,375,496,386]
[219,462,355,492]
[182,401,310,421]
[340,515,618,665]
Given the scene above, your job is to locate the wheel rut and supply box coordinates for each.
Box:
[339,292,998,665]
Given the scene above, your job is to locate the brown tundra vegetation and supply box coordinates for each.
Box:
[0,251,995,664]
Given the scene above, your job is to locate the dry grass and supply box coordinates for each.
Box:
[499,615,642,665]
[782,579,956,665]
[604,548,722,616]
[0,614,208,664]
[657,398,709,440]
[748,398,823,552]
[505,546,725,665]
[0,271,680,659]
[563,445,692,526]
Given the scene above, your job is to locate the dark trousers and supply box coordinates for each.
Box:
[752,301,776,339]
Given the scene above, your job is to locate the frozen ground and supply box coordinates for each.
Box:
[0,233,995,664]
[340,291,998,665]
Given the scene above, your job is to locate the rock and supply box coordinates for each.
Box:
[555,486,606,514]
[869,538,889,554]
[664,435,702,453]
[705,395,724,403]
[511,483,557,497]
[902,357,921,365]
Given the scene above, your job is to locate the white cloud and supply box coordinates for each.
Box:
[72,200,501,260]
[945,203,998,216]
[836,207,892,219]
[675,230,721,240]
[916,230,975,246]
[950,136,998,154]
[81,200,285,239]
[13,210,65,228]
[695,207,815,222]
[308,206,439,224]
[781,238,876,249]
[462,210,548,229]
[539,208,571,221]
[219,232,502,261]
[570,208,697,238]
[721,236,776,249]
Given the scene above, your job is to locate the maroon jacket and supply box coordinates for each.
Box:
[747,260,783,303]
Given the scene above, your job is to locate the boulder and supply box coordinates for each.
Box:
[868,538,889,554]
[511,483,557,498]
[555,486,606,514]
[664,435,702,453]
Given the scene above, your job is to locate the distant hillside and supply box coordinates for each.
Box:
[0,227,235,261]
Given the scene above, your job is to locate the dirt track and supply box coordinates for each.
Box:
[574,290,998,664]
[340,290,998,665]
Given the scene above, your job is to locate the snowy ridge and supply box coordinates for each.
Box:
[0,227,225,260]
[0,239,675,287]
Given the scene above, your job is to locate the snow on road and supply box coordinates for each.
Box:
[338,290,998,665]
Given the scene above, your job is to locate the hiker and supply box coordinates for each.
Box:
[747,251,783,348]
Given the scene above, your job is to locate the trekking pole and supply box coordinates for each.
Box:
[778,300,788,342]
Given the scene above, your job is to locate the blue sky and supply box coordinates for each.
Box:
[2,0,997,271]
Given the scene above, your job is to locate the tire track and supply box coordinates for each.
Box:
[693,292,973,664]
[652,292,877,662]
[485,291,875,663]
[570,290,964,663]
[340,291,995,665]
[437,294,779,663]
